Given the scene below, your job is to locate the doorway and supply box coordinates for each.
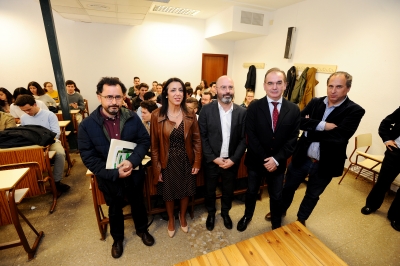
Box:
[201,53,228,85]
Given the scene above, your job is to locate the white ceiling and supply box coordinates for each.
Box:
[40,0,304,26]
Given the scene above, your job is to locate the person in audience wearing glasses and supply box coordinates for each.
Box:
[240,89,255,109]
[78,77,154,259]
[265,71,365,227]
[10,87,49,123]
[237,68,300,232]
[150,77,201,238]
[66,80,85,124]
[44,81,59,103]
[198,75,247,231]
[197,91,212,114]
[14,95,68,194]
[361,107,400,232]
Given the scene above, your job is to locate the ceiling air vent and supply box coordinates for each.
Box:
[240,11,264,26]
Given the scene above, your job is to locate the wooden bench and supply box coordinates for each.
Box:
[174,221,347,266]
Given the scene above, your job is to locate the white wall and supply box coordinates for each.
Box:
[0,0,235,113]
[233,0,400,159]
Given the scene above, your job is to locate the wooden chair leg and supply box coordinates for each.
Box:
[338,163,353,184]
[91,177,106,240]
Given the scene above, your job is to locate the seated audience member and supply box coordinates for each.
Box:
[0,111,16,131]
[186,97,199,119]
[240,89,255,109]
[151,81,158,92]
[198,91,212,114]
[209,82,217,100]
[28,81,57,108]
[66,80,85,124]
[132,83,149,111]
[200,79,208,90]
[44,81,59,103]
[194,85,202,101]
[185,82,191,88]
[128,76,141,98]
[122,95,132,110]
[186,87,194,99]
[140,100,158,134]
[136,91,161,119]
[0,87,14,113]
[156,84,163,104]
[10,87,48,122]
[14,95,69,194]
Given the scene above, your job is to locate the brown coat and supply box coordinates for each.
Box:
[150,108,202,184]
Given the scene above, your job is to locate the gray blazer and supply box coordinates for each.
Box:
[198,100,247,165]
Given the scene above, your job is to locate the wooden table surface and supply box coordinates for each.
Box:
[356,151,384,162]
[0,168,30,191]
[174,221,347,266]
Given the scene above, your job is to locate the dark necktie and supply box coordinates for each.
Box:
[272,102,279,131]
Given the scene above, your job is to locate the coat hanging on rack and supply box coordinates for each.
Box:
[290,67,309,104]
[284,66,296,100]
[245,65,256,91]
[299,67,318,110]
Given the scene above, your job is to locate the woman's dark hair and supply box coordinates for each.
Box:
[0,87,14,107]
[27,81,46,96]
[159,77,188,117]
[194,85,202,95]
[13,87,31,99]
[201,79,208,89]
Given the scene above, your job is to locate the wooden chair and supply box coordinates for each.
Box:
[82,99,89,118]
[338,133,383,185]
[0,146,58,213]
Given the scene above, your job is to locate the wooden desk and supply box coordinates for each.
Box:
[174,222,347,266]
[57,109,80,132]
[0,168,44,260]
[58,120,75,176]
[356,151,384,164]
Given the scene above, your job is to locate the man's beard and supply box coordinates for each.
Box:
[220,94,233,104]
[105,105,120,115]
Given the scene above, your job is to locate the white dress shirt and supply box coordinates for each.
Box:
[218,102,233,158]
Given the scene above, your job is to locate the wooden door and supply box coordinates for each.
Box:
[201,53,228,84]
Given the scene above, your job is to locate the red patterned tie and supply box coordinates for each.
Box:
[272,102,279,131]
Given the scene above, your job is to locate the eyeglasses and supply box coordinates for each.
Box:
[99,95,123,101]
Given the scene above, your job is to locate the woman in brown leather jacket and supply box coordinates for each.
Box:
[150,77,202,238]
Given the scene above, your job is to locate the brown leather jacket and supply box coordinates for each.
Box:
[150,108,202,184]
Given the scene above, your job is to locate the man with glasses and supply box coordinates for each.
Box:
[78,77,154,259]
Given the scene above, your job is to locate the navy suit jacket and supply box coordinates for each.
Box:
[245,96,300,174]
[292,96,365,177]
[379,106,400,142]
[198,101,247,165]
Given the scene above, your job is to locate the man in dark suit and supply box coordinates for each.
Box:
[237,68,300,231]
[198,75,247,231]
[276,71,365,226]
[361,107,400,232]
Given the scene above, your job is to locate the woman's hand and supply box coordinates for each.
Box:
[191,168,199,175]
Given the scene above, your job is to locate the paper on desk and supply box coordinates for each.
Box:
[106,139,138,169]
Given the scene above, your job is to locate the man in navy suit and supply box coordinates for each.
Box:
[199,76,247,231]
[361,107,400,232]
[277,71,365,226]
[237,68,300,231]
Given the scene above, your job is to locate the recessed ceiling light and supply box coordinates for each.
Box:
[153,5,200,16]
[86,4,110,11]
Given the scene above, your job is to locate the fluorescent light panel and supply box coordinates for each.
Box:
[153,5,199,16]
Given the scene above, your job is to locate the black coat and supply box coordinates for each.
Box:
[245,96,300,174]
[283,66,296,100]
[0,125,56,148]
[78,106,150,205]
[245,65,256,90]
[198,101,247,165]
[379,106,400,142]
[292,97,365,177]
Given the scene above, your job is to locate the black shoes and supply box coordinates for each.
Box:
[237,216,252,232]
[297,219,306,227]
[361,206,376,215]
[111,240,123,258]
[265,211,287,221]
[221,214,233,230]
[206,214,215,231]
[136,230,155,246]
[55,181,70,192]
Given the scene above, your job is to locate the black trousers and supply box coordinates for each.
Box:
[204,161,238,215]
[366,148,400,221]
[282,160,333,221]
[108,172,148,241]
[244,169,284,228]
